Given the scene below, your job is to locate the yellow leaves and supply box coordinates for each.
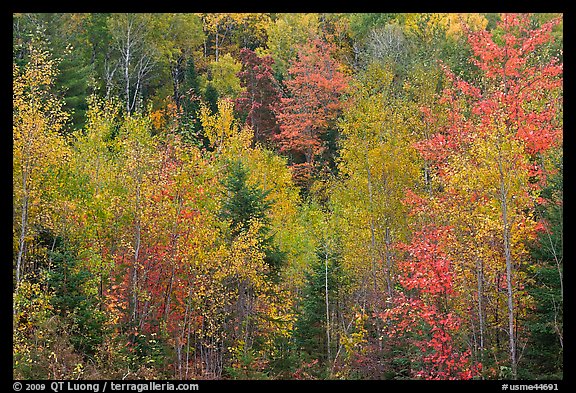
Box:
[201,13,243,32]
[200,98,239,152]
[13,281,54,340]
[404,13,446,40]
[84,96,121,139]
[404,13,488,41]
[149,108,167,131]
[120,113,156,152]
[244,147,300,234]
[151,13,204,61]
[335,66,420,286]
[13,47,72,276]
[264,300,295,338]
[72,362,84,379]
[221,220,267,285]
[14,47,56,93]
[443,13,488,38]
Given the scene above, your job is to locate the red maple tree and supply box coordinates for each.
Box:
[274,38,349,188]
[396,13,562,380]
[235,48,282,146]
[417,13,562,186]
[382,225,480,380]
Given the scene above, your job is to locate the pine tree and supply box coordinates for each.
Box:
[204,82,220,116]
[56,50,91,132]
[293,248,345,377]
[523,154,563,378]
[47,242,106,357]
[178,56,204,145]
[220,159,286,274]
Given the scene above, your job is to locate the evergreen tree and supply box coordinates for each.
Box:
[178,56,205,145]
[55,50,91,132]
[47,243,106,358]
[293,248,345,376]
[220,159,286,275]
[42,14,93,133]
[204,82,220,116]
[522,155,563,379]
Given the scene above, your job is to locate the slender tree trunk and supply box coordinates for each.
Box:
[124,19,132,114]
[164,190,183,322]
[536,194,563,303]
[384,226,393,299]
[498,156,517,379]
[551,297,563,350]
[424,160,433,197]
[183,285,193,379]
[325,250,331,370]
[15,195,28,294]
[476,256,485,372]
[421,119,433,197]
[131,177,142,325]
[215,31,219,62]
[163,238,179,320]
[202,17,208,59]
[172,57,183,111]
[104,51,117,99]
[132,223,141,323]
[365,146,378,294]
[497,59,518,379]
[365,144,384,350]
[15,144,33,295]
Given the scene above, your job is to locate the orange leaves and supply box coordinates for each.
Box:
[274,38,349,185]
[398,13,562,380]
[179,208,199,221]
[465,13,563,156]
[150,109,167,132]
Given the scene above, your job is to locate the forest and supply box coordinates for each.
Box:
[13,13,563,380]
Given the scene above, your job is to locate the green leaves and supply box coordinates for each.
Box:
[220,159,272,237]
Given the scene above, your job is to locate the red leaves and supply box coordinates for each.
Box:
[179,208,199,221]
[534,220,547,234]
[392,17,561,380]
[274,39,349,184]
[455,79,481,99]
[397,226,456,296]
[414,131,464,168]
[380,223,481,379]
[466,14,562,157]
[440,12,563,185]
[382,292,479,379]
[293,359,319,380]
[410,15,560,377]
[235,48,282,145]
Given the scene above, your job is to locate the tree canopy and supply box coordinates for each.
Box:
[13,12,562,382]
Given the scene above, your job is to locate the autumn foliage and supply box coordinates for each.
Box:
[275,39,349,187]
[382,226,480,379]
[235,48,282,146]
[13,13,562,381]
